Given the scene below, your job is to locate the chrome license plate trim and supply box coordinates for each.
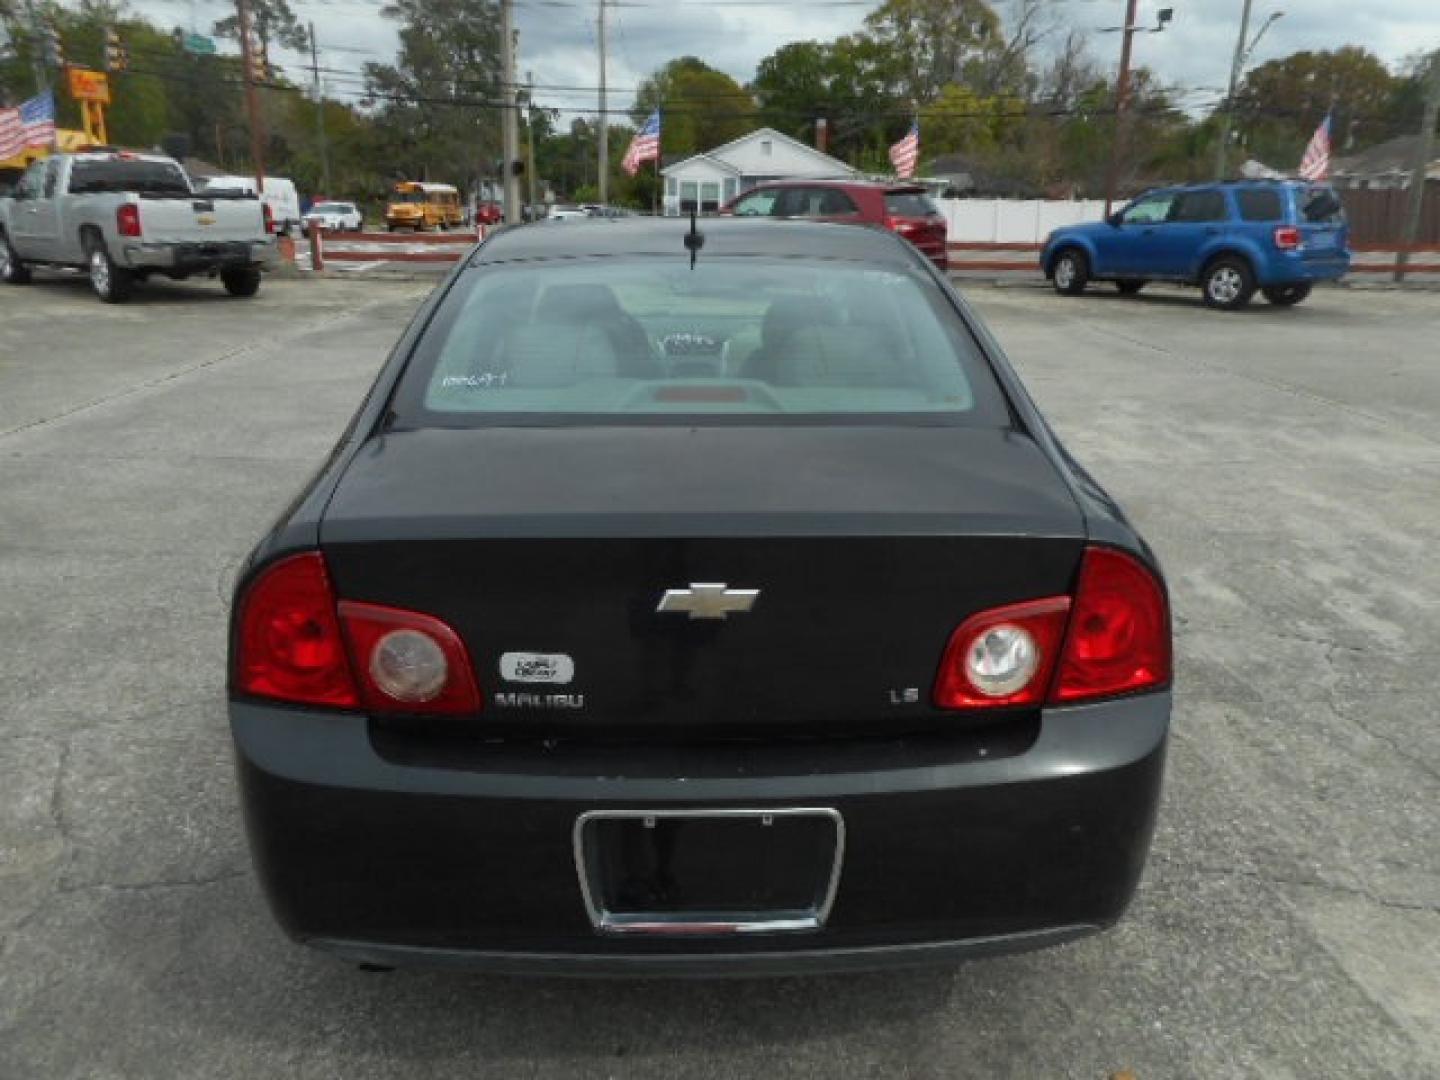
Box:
[573,807,846,936]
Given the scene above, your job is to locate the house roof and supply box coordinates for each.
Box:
[1332,135,1440,178]
[661,126,857,179]
[660,152,743,177]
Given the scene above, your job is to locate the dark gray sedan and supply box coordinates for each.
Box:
[228,218,1171,975]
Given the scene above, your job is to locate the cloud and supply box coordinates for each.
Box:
[131,0,1436,121]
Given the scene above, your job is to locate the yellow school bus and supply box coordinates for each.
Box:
[384,181,464,232]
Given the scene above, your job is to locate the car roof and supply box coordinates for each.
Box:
[748,179,926,193]
[1138,179,1310,196]
[474,216,919,266]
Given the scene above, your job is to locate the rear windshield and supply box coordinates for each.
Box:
[1301,186,1345,224]
[391,257,1008,426]
[312,202,352,213]
[1235,189,1283,222]
[884,191,938,218]
[394,191,426,204]
[70,159,190,196]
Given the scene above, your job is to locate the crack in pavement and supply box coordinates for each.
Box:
[1194,864,1440,916]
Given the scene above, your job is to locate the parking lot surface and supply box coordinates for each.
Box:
[2,272,1437,1078]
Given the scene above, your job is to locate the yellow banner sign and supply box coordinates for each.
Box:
[67,68,111,105]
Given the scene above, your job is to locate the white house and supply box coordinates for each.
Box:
[660,127,860,216]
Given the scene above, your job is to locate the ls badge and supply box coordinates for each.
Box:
[656,583,760,620]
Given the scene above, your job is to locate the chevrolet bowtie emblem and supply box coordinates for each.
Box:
[656,583,760,620]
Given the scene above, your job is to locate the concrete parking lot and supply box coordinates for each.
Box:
[2,270,1437,1078]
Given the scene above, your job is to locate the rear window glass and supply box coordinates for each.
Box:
[1302,186,1345,224]
[70,159,190,196]
[884,192,938,218]
[392,257,1008,426]
[1236,189,1283,221]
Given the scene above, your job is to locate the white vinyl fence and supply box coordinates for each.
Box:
[935,198,1108,244]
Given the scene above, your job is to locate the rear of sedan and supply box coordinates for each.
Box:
[228,219,1169,975]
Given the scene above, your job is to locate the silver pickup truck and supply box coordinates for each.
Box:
[0,151,276,303]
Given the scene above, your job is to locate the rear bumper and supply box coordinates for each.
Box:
[122,239,277,272]
[1260,250,1351,284]
[230,692,1169,975]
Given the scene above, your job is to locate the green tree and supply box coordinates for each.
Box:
[862,0,1002,104]
[213,0,309,72]
[363,0,503,188]
[632,56,753,158]
[1232,47,1400,166]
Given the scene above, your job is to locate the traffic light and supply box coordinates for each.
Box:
[104,28,128,73]
[42,21,64,68]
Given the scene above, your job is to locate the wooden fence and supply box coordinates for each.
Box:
[1338,186,1440,245]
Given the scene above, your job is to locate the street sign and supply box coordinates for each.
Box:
[183,33,216,55]
[67,67,111,105]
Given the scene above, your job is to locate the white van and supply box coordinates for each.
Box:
[201,175,302,236]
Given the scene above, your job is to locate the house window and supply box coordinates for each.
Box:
[680,181,699,212]
[723,177,738,204]
[700,181,721,212]
[666,176,677,195]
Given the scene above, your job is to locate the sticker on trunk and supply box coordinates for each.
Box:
[500,652,575,685]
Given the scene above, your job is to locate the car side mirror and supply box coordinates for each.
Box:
[1107,211,1123,227]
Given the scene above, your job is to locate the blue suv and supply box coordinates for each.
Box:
[1040,181,1350,311]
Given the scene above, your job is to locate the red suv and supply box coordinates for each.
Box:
[723,181,948,270]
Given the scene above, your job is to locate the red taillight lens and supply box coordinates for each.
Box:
[116,204,141,238]
[262,202,275,233]
[933,597,1072,709]
[235,553,359,707]
[1274,226,1301,250]
[1052,547,1170,703]
[338,601,482,716]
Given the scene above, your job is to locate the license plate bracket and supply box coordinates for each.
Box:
[574,808,845,935]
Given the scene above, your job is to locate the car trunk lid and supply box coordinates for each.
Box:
[320,426,1087,736]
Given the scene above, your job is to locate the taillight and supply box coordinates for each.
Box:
[1052,547,1170,703]
[338,601,482,716]
[1274,226,1301,250]
[933,597,1072,709]
[235,552,358,707]
[933,546,1170,711]
[262,202,275,234]
[116,204,141,238]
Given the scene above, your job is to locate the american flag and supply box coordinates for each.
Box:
[622,110,661,176]
[1297,112,1332,181]
[0,93,57,161]
[889,122,919,180]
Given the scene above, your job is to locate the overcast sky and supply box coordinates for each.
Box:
[136,0,1439,121]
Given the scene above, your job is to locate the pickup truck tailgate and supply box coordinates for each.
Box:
[136,196,267,244]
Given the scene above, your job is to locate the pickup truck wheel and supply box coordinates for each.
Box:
[86,240,134,303]
[1262,283,1312,306]
[221,267,262,297]
[0,233,32,285]
[1051,249,1089,296]
[1202,256,1256,311]
[1116,279,1146,295]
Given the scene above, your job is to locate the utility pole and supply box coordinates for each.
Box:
[237,0,265,194]
[22,0,48,94]
[1395,50,1440,283]
[1101,0,1139,217]
[309,22,331,194]
[525,69,537,211]
[1214,0,1253,180]
[1214,4,1282,179]
[597,0,608,205]
[499,0,521,223]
